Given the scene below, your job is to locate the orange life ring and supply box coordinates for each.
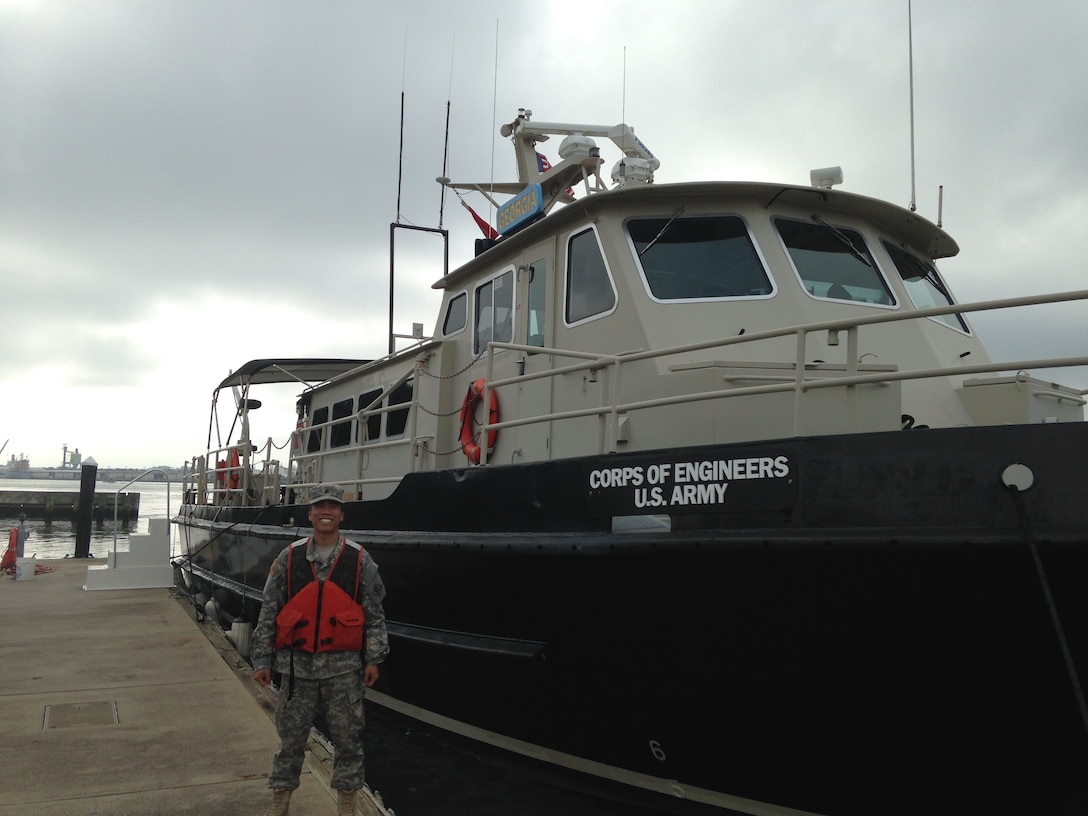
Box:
[458,378,499,464]
[1,528,16,571]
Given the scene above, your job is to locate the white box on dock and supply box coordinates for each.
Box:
[14,557,35,580]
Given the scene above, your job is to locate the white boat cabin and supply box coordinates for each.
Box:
[189,111,1086,507]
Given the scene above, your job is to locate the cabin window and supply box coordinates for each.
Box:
[307,406,328,453]
[528,259,547,349]
[627,216,771,300]
[386,379,413,437]
[566,227,616,323]
[357,388,382,443]
[776,218,895,306]
[443,292,467,335]
[474,269,514,354]
[330,398,354,448]
[883,242,970,332]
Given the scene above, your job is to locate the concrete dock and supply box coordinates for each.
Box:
[0,559,388,815]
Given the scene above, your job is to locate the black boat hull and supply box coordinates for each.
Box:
[175,423,1088,815]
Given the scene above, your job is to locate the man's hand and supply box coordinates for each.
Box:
[253,668,272,687]
[363,664,380,687]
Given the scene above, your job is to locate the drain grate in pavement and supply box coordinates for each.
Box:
[43,701,119,729]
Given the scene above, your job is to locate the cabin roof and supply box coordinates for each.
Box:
[434,180,958,291]
[215,358,370,390]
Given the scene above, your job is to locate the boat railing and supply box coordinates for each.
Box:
[288,431,429,495]
[477,288,1088,463]
[182,288,1088,500]
[284,363,433,499]
[182,439,286,508]
[183,415,430,508]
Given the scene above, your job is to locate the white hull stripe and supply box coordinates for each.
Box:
[364,688,827,816]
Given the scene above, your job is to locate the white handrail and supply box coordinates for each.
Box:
[113,469,171,565]
[480,289,1088,451]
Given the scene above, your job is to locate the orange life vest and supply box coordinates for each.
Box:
[274,538,366,653]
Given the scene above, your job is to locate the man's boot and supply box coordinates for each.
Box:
[264,788,292,816]
[337,789,356,815]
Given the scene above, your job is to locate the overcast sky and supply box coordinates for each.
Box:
[2,0,1086,469]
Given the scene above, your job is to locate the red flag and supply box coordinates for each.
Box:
[461,200,498,240]
[537,152,574,197]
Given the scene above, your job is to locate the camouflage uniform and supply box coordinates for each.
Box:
[251,535,389,791]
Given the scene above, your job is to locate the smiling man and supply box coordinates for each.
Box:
[251,483,389,816]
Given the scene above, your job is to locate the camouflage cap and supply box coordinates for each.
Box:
[308,483,345,504]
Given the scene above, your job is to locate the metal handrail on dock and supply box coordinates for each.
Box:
[112,469,171,564]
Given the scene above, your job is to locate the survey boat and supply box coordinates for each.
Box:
[175,108,1088,815]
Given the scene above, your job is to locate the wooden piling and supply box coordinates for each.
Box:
[74,461,98,558]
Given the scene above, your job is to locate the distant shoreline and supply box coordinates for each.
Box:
[1,468,182,483]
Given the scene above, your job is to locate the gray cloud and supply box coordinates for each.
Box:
[1,0,1085,467]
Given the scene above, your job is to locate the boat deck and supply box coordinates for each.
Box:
[0,559,390,815]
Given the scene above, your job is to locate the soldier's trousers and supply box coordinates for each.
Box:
[269,670,366,791]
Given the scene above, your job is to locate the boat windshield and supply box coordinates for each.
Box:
[776,218,895,305]
[627,215,772,300]
[883,241,969,332]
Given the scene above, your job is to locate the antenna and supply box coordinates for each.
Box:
[489,20,499,218]
[907,0,917,212]
[396,28,408,223]
[396,93,406,223]
[439,40,454,229]
[387,65,450,355]
[621,46,627,126]
[439,99,451,229]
